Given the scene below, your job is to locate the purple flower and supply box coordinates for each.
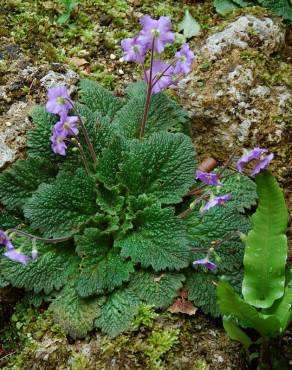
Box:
[146,59,174,93]
[196,170,222,186]
[31,248,38,260]
[0,230,14,250]
[138,15,175,53]
[121,36,146,64]
[54,115,79,137]
[236,147,274,177]
[50,131,68,156]
[251,153,274,177]
[193,258,217,270]
[46,86,72,117]
[201,194,232,213]
[4,249,30,265]
[174,43,195,75]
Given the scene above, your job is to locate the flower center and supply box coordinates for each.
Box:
[63,122,70,130]
[57,136,64,143]
[151,28,161,37]
[131,45,139,53]
[57,96,65,105]
[180,55,187,62]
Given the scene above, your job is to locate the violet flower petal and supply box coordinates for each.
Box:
[193,258,217,270]
[196,170,222,186]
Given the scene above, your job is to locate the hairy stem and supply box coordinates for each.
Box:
[72,138,91,175]
[66,99,98,165]
[140,38,155,140]
[8,229,72,244]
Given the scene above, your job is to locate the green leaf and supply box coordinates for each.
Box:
[0,274,9,288]
[117,205,190,271]
[185,206,250,316]
[214,0,240,15]
[257,0,292,21]
[217,281,280,337]
[79,79,124,120]
[242,171,288,309]
[264,284,292,333]
[24,169,98,238]
[112,82,188,138]
[178,9,201,38]
[223,319,253,348]
[215,171,258,212]
[186,271,220,316]
[75,228,134,297]
[129,271,185,308]
[57,13,70,24]
[27,106,57,159]
[0,158,58,210]
[0,211,21,230]
[49,284,100,339]
[1,242,79,294]
[95,289,140,337]
[97,132,196,205]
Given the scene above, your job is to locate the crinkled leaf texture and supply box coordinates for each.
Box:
[112,81,189,138]
[24,169,98,238]
[0,210,21,230]
[49,284,100,339]
[242,171,288,309]
[1,242,79,294]
[129,271,185,309]
[117,205,191,271]
[0,158,58,210]
[185,204,250,316]
[97,132,196,204]
[95,289,141,337]
[75,229,134,297]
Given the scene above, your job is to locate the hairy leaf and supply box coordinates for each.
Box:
[215,171,258,212]
[1,242,79,294]
[117,205,190,271]
[178,9,201,38]
[217,281,280,337]
[185,206,249,316]
[0,211,21,230]
[95,289,140,337]
[79,79,124,119]
[24,169,98,238]
[49,284,100,339]
[129,271,185,308]
[112,82,188,138]
[0,158,58,210]
[0,274,9,288]
[97,133,196,204]
[242,171,288,309]
[27,106,57,159]
[75,228,134,297]
[258,0,292,21]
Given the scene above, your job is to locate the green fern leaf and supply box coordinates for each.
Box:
[49,284,100,339]
[129,271,185,308]
[242,171,288,308]
[1,242,79,294]
[95,289,140,337]
[112,81,188,138]
[217,281,280,337]
[97,132,196,205]
[27,106,57,159]
[117,205,190,271]
[24,169,98,238]
[79,79,124,119]
[75,228,134,297]
[0,158,58,210]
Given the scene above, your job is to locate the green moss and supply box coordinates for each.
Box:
[143,328,180,370]
[70,354,91,370]
[132,305,158,330]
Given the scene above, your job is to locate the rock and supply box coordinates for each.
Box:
[201,15,285,60]
[177,14,291,184]
[0,102,34,169]
[40,68,78,90]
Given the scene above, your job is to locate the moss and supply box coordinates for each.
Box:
[143,328,180,370]
[70,353,91,370]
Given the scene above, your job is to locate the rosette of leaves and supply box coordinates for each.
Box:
[0,80,257,338]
